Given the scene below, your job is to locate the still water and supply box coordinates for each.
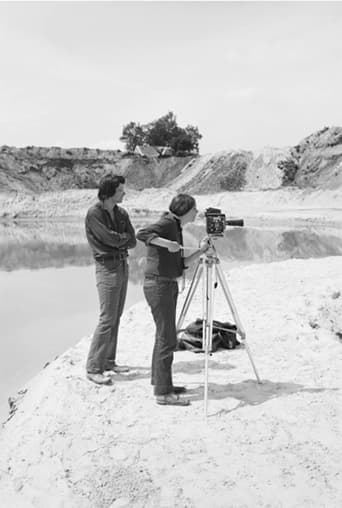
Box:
[1,218,342,420]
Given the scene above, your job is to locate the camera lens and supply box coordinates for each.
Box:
[225,219,244,227]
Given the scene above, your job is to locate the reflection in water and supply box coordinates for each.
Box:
[0,240,93,270]
[1,220,342,278]
[277,230,342,258]
[0,220,148,282]
[207,226,342,262]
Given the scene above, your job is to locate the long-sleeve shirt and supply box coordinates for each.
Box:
[136,212,185,279]
[85,201,136,261]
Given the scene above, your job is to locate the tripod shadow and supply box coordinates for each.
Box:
[184,379,340,416]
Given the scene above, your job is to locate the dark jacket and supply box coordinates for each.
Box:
[136,212,185,279]
[85,202,136,262]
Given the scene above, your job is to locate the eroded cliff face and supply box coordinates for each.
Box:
[171,127,342,192]
[0,145,192,193]
[170,127,342,193]
[293,126,342,189]
[0,126,341,195]
[169,147,290,193]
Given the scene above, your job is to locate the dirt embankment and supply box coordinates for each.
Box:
[169,126,342,194]
[1,126,342,200]
[0,145,192,194]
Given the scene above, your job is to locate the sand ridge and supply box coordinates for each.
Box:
[0,256,341,507]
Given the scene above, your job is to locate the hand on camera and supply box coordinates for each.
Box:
[167,241,181,253]
[199,237,211,253]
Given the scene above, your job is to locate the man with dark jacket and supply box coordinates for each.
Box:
[85,174,136,385]
[137,194,210,405]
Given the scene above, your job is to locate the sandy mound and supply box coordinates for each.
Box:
[1,257,341,507]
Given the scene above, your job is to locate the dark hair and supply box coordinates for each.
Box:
[98,174,125,201]
[169,193,196,217]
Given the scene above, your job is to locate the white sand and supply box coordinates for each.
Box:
[0,254,341,508]
[1,186,342,224]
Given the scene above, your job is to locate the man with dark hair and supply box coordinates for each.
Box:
[85,173,136,385]
[137,193,210,405]
[169,193,196,218]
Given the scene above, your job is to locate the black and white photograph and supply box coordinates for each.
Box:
[0,1,342,507]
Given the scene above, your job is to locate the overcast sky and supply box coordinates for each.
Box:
[1,1,342,154]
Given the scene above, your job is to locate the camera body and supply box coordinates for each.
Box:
[205,207,244,236]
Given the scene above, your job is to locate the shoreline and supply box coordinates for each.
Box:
[1,211,342,231]
[0,187,342,230]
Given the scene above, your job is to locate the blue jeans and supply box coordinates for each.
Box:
[143,278,179,396]
[86,259,128,374]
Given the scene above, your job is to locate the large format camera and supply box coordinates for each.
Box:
[205,208,244,236]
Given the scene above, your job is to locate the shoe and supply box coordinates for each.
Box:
[156,393,190,406]
[103,370,116,377]
[112,364,129,373]
[86,373,112,385]
[173,386,187,394]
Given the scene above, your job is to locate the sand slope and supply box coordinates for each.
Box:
[0,256,341,508]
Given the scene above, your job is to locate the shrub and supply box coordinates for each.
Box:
[278,157,299,186]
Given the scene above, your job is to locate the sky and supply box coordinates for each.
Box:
[0,1,342,154]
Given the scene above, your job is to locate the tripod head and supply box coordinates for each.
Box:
[199,235,219,262]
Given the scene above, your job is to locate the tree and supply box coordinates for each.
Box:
[183,125,202,153]
[120,112,202,155]
[146,112,179,147]
[119,122,147,152]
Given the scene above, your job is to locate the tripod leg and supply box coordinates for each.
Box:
[203,260,215,417]
[176,259,203,332]
[215,263,261,384]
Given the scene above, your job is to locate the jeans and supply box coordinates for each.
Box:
[143,278,179,396]
[86,259,128,374]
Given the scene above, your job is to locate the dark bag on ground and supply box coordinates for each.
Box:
[177,318,240,353]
